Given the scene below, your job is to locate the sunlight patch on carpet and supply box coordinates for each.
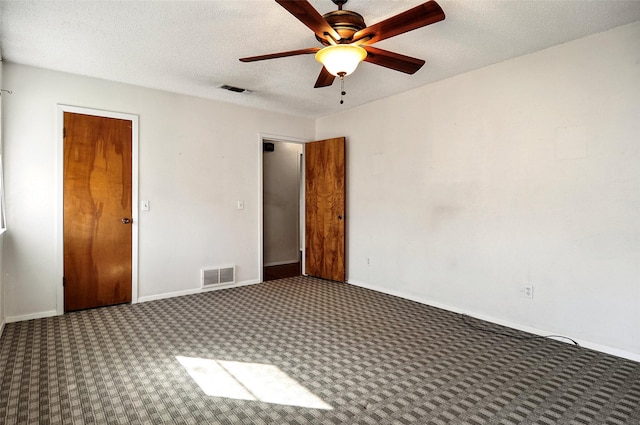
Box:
[176,356,332,410]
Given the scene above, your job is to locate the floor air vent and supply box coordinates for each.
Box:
[201,265,235,288]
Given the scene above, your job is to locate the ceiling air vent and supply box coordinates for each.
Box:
[219,84,252,94]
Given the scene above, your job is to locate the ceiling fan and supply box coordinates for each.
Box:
[240,0,446,96]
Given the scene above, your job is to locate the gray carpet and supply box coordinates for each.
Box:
[1,276,639,424]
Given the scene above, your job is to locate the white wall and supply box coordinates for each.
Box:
[0,61,5,334]
[263,141,303,266]
[1,63,314,319]
[317,22,640,359]
[2,22,639,360]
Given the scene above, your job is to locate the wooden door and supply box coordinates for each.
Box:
[305,137,346,282]
[63,112,132,312]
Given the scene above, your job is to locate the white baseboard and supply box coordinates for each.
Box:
[347,279,640,363]
[2,281,263,324]
[5,309,58,324]
[4,278,637,362]
[264,259,299,267]
[137,279,262,303]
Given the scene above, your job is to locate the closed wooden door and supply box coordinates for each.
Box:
[305,137,346,282]
[64,112,132,312]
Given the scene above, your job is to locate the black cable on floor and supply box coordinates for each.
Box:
[461,314,580,346]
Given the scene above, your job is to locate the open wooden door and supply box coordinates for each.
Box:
[63,112,133,311]
[305,137,346,282]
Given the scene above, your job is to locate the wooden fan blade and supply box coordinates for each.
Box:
[353,0,445,45]
[240,47,320,62]
[363,46,425,74]
[314,67,336,88]
[276,0,341,42]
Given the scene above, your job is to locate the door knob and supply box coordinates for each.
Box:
[122,218,132,224]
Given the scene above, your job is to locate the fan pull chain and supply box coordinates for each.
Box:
[339,74,346,105]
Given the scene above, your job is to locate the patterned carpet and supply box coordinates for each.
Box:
[1,276,639,424]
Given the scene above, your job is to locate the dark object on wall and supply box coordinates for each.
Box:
[219,84,251,93]
[264,142,275,152]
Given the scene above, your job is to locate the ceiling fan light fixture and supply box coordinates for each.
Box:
[315,44,367,77]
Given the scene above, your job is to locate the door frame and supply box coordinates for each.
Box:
[55,105,139,315]
[258,133,308,283]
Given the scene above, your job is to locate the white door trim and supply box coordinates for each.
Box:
[258,133,308,283]
[56,104,140,314]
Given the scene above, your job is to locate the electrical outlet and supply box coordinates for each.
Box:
[524,285,533,299]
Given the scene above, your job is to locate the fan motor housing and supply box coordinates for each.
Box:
[316,10,366,44]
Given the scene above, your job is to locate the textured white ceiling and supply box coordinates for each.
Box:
[1,0,639,118]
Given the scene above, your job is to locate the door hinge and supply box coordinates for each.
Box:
[62,276,66,287]
[63,127,66,138]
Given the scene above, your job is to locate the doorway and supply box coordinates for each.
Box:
[259,134,346,284]
[262,139,304,281]
[56,105,139,314]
